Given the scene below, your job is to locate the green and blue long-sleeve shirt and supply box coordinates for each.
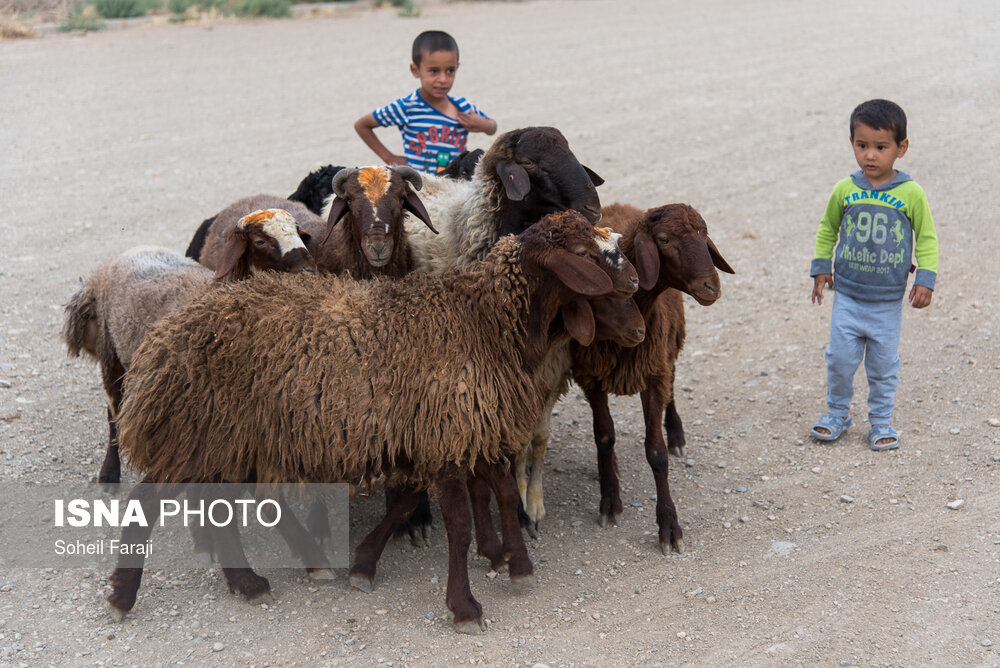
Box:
[810,170,938,302]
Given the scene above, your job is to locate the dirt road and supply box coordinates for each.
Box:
[2,0,999,665]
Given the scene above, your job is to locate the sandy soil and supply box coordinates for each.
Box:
[2,0,1000,665]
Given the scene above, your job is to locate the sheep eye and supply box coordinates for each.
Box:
[517,159,534,168]
[253,239,267,247]
[658,236,670,245]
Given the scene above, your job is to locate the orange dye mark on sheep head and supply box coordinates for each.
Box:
[358,166,390,201]
[238,209,280,229]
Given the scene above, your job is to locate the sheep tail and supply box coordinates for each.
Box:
[62,281,99,359]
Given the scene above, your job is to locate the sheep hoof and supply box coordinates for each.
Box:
[510,574,536,592]
[668,444,686,458]
[307,568,336,581]
[107,601,128,622]
[599,513,619,528]
[660,538,685,556]
[453,619,484,635]
[524,523,538,540]
[408,531,426,549]
[249,592,275,606]
[349,574,374,593]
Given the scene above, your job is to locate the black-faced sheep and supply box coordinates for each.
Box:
[107,211,639,634]
[439,148,484,180]
[404,126,604,273]
[569,202,734,555]
[62,209,316,485]
[286,164,346,216]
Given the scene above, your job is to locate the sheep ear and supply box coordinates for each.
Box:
[495,160,530,201]
[321,197,349,246]
[561,299,596,346]
[707,236,735,274]
[404,188,438,234]
[215,229,247,280]
[632,227,660,291]
[297,227,312,246]
[546,251,613,296]
[583,165,604,187]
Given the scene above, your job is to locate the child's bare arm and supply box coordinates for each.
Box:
[811,274,833,305]
[909,284,933,308]
[354,114,408,166]
[456,111,497,135]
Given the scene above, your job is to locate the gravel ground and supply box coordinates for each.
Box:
[2,0,1000,665]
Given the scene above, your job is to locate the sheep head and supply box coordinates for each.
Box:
[216,209,317,281]
[479,127,605,237]
[287,164,346,215]
[631,203,734,304]
[322,166,436,268]
[519,211,639,349]
[440,148,484,180]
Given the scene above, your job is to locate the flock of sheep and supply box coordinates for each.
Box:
[62,126,733,633]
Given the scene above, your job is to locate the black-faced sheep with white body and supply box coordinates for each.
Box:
[570,202,734,554]
[107,211,639,634]
[62,209,316,484]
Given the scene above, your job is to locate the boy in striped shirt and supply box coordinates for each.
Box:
[354,30,497,174]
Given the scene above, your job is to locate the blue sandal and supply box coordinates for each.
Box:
[868,425,900,451]
[810,414,852,441]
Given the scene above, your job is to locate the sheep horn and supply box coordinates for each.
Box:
[332,167,355,198]
[391,165,424,191]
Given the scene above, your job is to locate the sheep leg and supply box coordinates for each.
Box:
[523,407,552,531]
[435,468,483,634]
[259,491,334,581]
[187,486,215,563]
[640,386,684,555]
[208,486,272,604]
[467,471,504,569]
[477,459,535,590]
[513,449,540,539]
[349,486,422,592]
[387,486,432,547]
[305,500,332,546]
[106,480,164,621]
[665,399,687,459]
[584,387,623,527]
[98,355,125,486]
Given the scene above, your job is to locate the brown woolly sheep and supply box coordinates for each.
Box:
[62,209,316,484]
[570,202,734,555]
[107,211,639,634]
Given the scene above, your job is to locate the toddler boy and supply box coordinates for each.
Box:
[809,99,939,450]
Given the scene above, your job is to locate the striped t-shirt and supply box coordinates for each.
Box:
[372,90,487,174]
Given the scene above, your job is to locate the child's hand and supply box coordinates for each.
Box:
[909,284,933,308]
[811,274,833,305]
[385,154,410,167]
[457,111,495,134]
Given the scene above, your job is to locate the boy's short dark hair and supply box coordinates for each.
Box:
[412,30,459,66]
[850,99,907,144]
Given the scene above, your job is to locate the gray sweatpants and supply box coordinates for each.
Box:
[825,291,903,426]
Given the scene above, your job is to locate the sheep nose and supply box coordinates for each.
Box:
[633,325,646,342]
